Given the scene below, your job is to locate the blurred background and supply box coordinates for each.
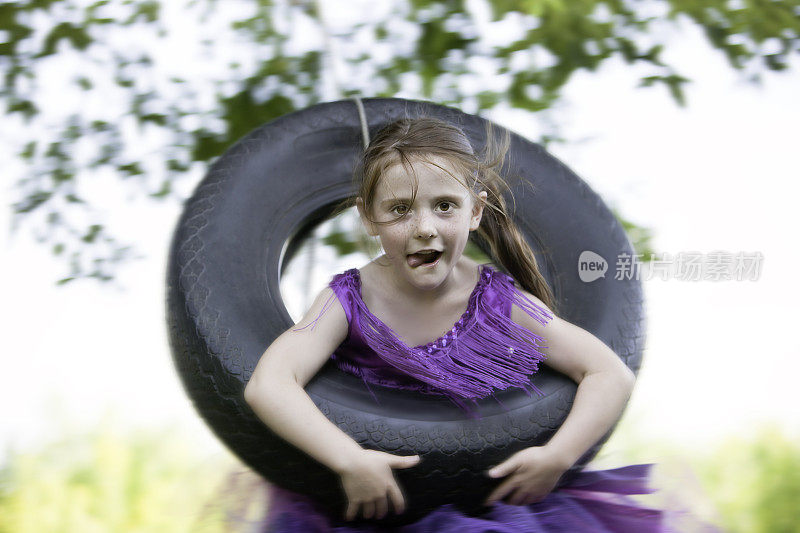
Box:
[2,0,799,531]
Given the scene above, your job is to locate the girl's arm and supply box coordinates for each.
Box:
[244,287,363,473]
[244,287,420,520]
[516,300,635,467]
[485,289,635,505]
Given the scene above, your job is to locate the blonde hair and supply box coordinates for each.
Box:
[333,116,556,311]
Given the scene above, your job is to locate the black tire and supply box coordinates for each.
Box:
[165,97,645,527]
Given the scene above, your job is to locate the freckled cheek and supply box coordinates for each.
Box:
[383,228,411,252]
[441,220,466,238]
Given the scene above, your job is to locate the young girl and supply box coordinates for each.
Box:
[243,117,669,531]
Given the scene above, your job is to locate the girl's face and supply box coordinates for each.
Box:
[357,155,487,292]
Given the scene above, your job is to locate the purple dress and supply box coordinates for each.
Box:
[263,264,669,532]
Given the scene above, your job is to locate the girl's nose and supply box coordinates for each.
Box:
[414,211,437,240]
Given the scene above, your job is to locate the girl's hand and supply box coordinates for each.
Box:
[337,449,421,521]
[484,446,570,506]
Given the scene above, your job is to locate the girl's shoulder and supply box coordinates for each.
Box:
[329,259,377,289]
[484,267,555,330]
[323,268,363,326]
[329,267,360,288]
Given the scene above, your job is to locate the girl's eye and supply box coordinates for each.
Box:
[390,202,454,215]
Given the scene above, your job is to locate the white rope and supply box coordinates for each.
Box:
[352,97,370,149]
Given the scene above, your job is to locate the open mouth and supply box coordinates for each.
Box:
[407,250,442,268]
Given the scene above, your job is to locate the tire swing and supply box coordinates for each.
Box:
[165,97,645,527]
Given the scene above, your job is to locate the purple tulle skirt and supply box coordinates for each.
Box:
[262,464,675,532]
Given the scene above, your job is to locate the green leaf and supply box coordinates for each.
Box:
[75,76,93,90]
[192,91,296,161]
[149,180,171,198]
[52,168,73,183]
[82,224,103,243]
[476,91,502,109]
[167,159,189,172]
[612,208,655,261]
[321,230,360,257]
[29,0,62,10]
[37,22,93,57]
[7,98,38,119]
[20,141,36,160]
[0,15,34,56]
[114,76,135,88]
[117,162,144,176]
[764,53,788,71]
[14,190,52,214]
[124,1,160,24]
[90,120,112,132]
[139,113,167,126]
[65,194,84,203]
[638,74,691,107]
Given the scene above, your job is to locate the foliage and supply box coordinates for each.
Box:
[598,419,800,532]
[2,416,799,530]
[695,426,800,533]
[2,0,799,283]
[0,423,241,532]
[612,207,655,261]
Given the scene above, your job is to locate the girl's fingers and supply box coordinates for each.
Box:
[362,500,375,519]
[390,454,421,469]
[345,501,357,521]
[488,460,515,478]
[507,487,528,506]
[485,478,516,505]
[374,496,389,519]
[524,494,543,505]
[388,484,405,515]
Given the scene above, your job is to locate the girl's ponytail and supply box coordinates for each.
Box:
[474,123,557,313]
[475,186,556,313]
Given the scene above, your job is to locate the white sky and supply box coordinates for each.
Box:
[1,9,798,466]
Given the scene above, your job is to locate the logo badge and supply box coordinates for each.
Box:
[578,251,607,283]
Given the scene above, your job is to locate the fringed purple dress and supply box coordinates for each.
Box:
[264,264,668,532]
